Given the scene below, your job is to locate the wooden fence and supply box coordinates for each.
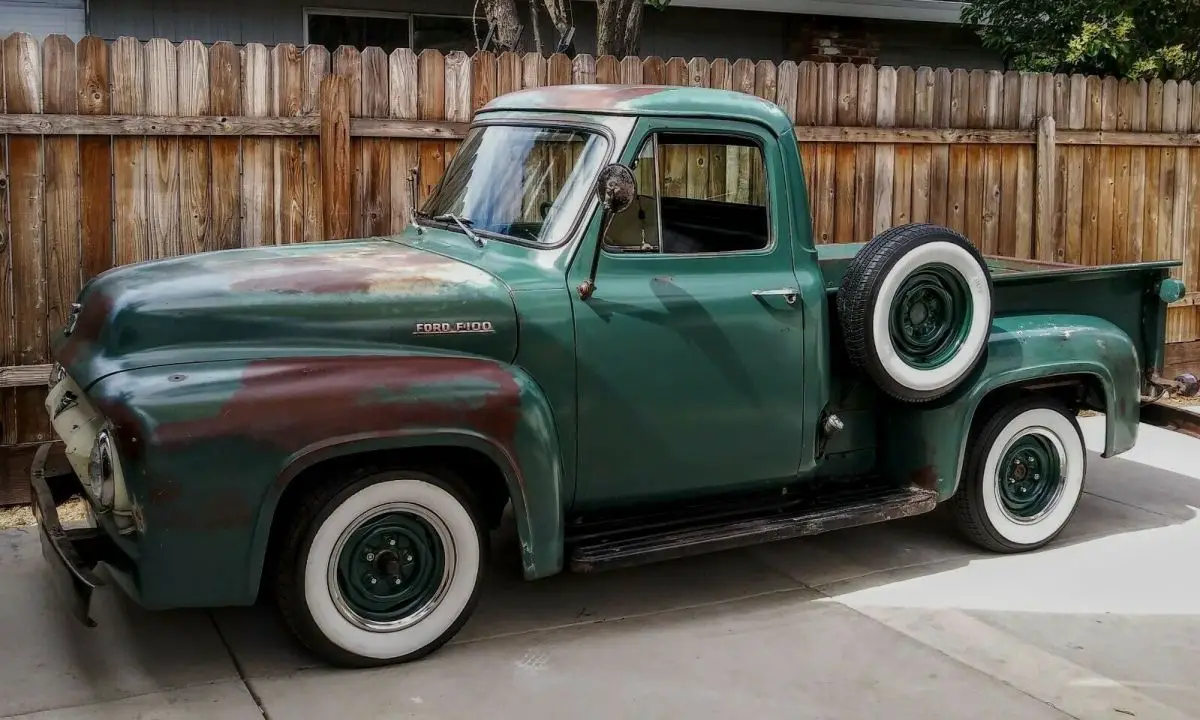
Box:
[2,32,1200,503]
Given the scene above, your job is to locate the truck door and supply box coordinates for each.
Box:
[569,119,809,508]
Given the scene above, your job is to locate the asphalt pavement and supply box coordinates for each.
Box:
[1,414,1198,719]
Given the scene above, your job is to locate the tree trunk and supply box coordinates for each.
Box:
[595,0,644,58]
[480,0,523,51]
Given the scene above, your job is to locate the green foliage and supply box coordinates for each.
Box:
[961,0,1200,81]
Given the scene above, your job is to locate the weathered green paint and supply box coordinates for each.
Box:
[41,85,1181,613]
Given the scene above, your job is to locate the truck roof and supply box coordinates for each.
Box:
[478,84,796,136]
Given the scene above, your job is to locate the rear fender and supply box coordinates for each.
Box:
[882,314,1141,501]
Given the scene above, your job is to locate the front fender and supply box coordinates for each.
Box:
[88,352,566,609]
[882,314,1141,501]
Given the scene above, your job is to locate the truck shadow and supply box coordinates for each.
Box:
[198,446,1199,681]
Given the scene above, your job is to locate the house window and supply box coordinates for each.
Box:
[305,9,478,54]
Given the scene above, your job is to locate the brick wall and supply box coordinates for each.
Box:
[785,14,881,65]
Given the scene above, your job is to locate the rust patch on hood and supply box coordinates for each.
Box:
[152,356,523,454]
[225,243,465,296]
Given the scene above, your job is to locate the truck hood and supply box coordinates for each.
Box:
[54,237,519,387]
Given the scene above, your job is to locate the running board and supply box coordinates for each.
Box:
[568,485,938,573]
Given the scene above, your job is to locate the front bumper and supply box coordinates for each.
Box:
[30,443,123,627]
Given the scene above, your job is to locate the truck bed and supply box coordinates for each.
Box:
[817,242,1181,374]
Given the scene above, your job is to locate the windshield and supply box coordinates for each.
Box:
[419,124,609,246]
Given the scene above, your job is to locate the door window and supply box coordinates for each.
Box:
[604,132,771,255]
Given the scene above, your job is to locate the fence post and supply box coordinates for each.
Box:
[1035,115,1056,261]
[319,74,352,241]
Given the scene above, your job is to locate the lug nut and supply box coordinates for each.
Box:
[367,575,378,585]
[404,552,414,562]
[365,552,375,562]
[387,538,397,546]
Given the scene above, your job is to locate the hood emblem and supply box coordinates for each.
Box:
[413,321,495,336]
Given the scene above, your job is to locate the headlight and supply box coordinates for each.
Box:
[88,425,119,509]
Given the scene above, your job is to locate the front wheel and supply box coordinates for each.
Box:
[949,396,1087,553]
[274,467,486,667]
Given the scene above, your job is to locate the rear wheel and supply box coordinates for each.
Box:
[949,396,1087,553]
[274,467,486,667]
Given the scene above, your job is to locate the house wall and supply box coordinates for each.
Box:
[86,0,1000,69]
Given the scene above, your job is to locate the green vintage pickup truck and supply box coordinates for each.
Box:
[31,84,1200,667]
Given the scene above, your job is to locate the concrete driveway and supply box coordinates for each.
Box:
[2,415,1199,719]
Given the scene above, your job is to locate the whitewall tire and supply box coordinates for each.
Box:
[275,468,487,667]
[837,223,993,403]
[950,396,1087,553]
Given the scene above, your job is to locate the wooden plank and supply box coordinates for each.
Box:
[997,71,1020,256]
[964,69,988,248]
[1170,82,1194,342]
[709,59,732,203]
[1188,88,1200,339]
[1155,81,1179,270]
[301,45,330,242]
[110,37,146,265]
[1128,80,1149,263]
[1035,116,1057,262]
[360,46,390,238]
[929,67,952,226]
[910,67,934,224]
[76,35,112,280]
[547,52,575,206]
[1013,72,1038,259]
[749,59,776,206]
[0,442,70,507]
[1142,79,1164,262]
[853,64,877,243]
[0,364,50,387]
[1095,76,1118,265]
[272,43,305,244]
[619,55,642,84]
[320,75,352,241]
[1079,75,1102,265]
[834,63,858,243]
[208,41,241,251]
[812,61,836,243]
[872,66,897,236]
[1049,74,1070,260]
[389,48,418,230]
[415,50,446,207]
[687,57,711,203]
[0,112,474,137]
[444,50,471,167]
[1064,74,1087,264]
[595,55,618,84]
[332,46,362,238]
[241,43,273,246]
[520,53,548,219]
[641,55,664,85]
[5,32,48,444]
[0,36,12,447]
[42,34,81,359]
[178,40,210,255]
[891,66,915,228]
[947,68,969,234]
[572,54,597,86]
[144,38,179,259]
[1112,80,1135,263]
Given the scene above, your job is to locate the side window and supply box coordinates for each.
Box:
[605,132,770,255]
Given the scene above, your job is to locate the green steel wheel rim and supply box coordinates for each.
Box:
[888,263,974,370]
[329,502,455,631]
[996,430,1068,524]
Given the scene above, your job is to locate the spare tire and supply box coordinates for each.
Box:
[837,223,993,403]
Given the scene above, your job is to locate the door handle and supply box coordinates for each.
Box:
[752,288,800,306]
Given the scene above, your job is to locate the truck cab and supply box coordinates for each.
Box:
[30,84,1198,668]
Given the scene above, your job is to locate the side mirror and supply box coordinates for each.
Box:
[579,164,636,300]
[595,163,636,215]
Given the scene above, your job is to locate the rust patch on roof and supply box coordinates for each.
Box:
[490,84,669,112]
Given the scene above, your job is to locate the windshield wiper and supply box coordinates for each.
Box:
[432,213,484,247]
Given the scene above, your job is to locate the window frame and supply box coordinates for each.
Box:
[302,7,478,51]
[602,127,776,258]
